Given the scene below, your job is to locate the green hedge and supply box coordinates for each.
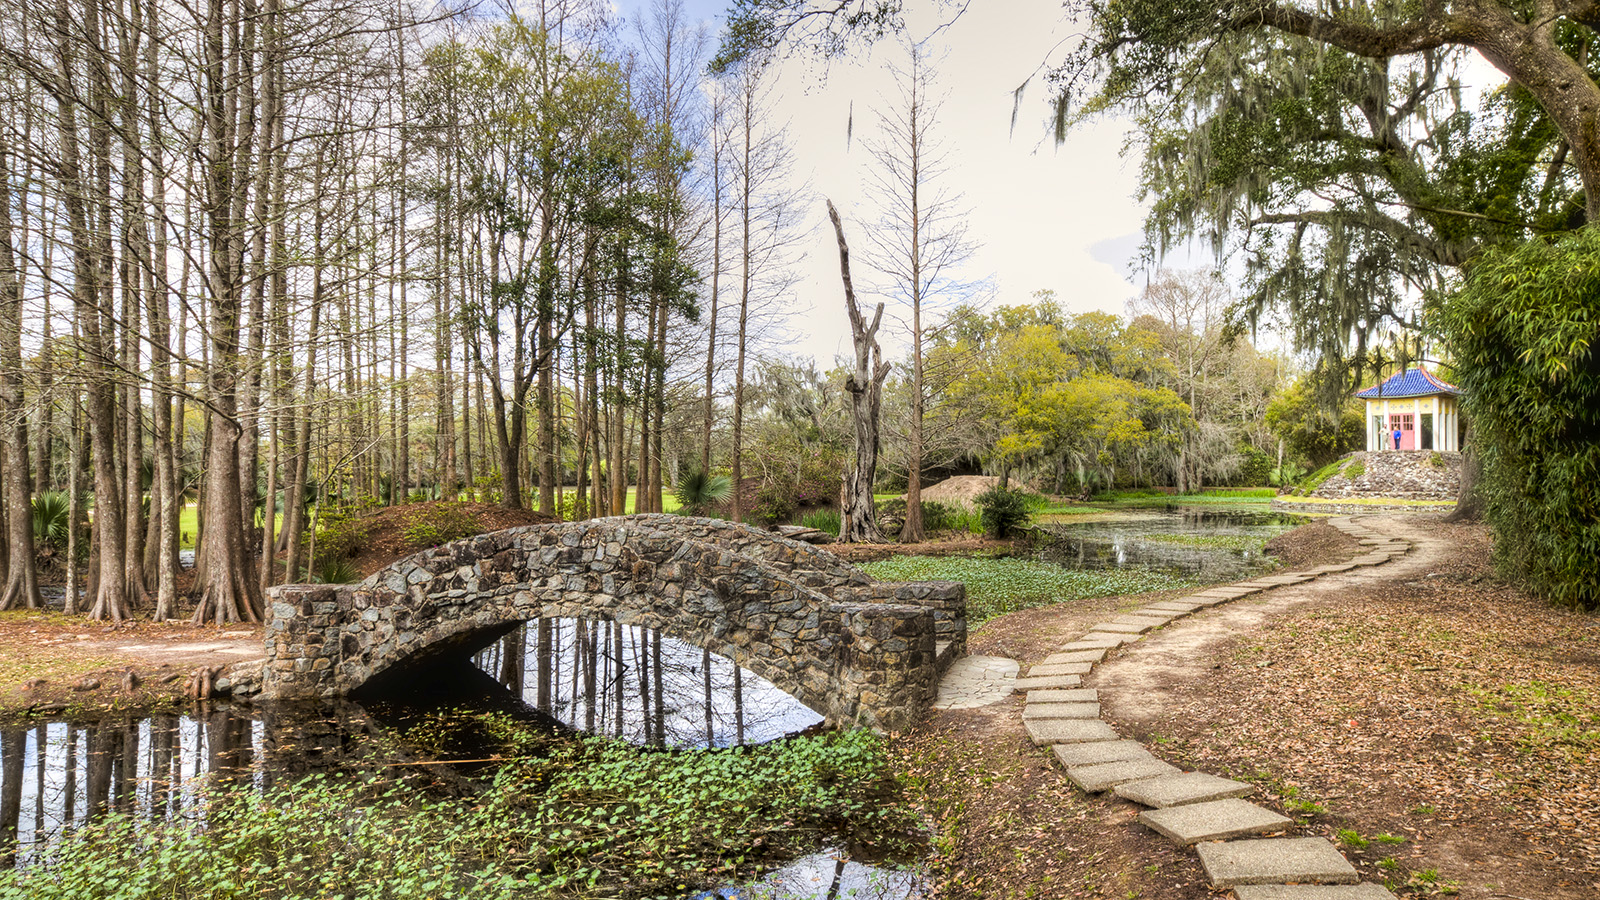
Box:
[1441,227,1600,610]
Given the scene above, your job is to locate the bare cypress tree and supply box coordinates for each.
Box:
[861,45,976,542]
[828,199,889,543]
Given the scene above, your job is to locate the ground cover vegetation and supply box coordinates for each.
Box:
[0,716,918,899]
[860,554,1195,626]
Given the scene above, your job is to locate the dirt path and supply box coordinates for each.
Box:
[0,613,263,716]
[1090,515,1599,899]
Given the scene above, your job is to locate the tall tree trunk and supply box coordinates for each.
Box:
[828,200,889,544]
[0,145,40,611]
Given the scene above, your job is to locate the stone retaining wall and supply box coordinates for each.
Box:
[1308,450,1461,501]
[260,515,964,732]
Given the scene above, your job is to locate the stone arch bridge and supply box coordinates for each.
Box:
[259,515,966,731]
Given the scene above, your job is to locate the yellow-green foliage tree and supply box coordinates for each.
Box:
[934,296,1189,492]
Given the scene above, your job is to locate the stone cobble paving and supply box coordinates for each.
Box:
[1008,516,1409,899]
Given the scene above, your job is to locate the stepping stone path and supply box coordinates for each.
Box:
[931,655,1019,710]
[1011,517,1406,899]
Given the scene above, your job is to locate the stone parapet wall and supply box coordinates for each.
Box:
[1271,499,1454,515]
[1309,450,1461,501]
[260,516,964,733]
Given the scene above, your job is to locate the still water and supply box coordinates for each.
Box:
[1033,506,1306,581]
[0,620,914,896]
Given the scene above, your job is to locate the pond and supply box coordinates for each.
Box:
[1032,505,1307,581]
[0,619,922,897]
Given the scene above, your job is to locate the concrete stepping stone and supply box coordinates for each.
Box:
[1080,631,1141,645]
[1233,884,1399,900]
[1013,674,1082,690]
[1060,638,1122,651]
[1113,614,1175,627]
[932,654,1021,710]
[1066,756,1179,792]
[1114,772,1255,808]
[1092,620,1155,634]
[1180,596,1230,607]
[1028,688,1097,702]
[1025,717,1119,745]
[1141,601,1202,613]
[1137,799,1292,845]
[1052,739,1150,767]
[1022,701,1100,720]
[1196,838,1359,888]
[1042,649,1107,665]
[1195,588,1253,599]
[1027,662,1092,677]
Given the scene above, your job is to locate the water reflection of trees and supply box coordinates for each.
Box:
[473,618,823,748]
[0,708,260,867]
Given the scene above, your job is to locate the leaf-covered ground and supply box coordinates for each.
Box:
[1095,517,1599,898]
[892,516,1597,899]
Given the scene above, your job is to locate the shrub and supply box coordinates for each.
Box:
[312,510,369,565]
[800,508,841,536]
[316,557,363,585]
[673,470,733,516]
[920,500,957,532]
[30,491,71,550]
[1441,227,1600,610]
[400,502,480,550]
[975,486,1032,539]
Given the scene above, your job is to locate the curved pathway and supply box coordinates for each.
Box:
[1011,516,1413,899]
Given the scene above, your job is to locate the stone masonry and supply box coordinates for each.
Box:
[259,515,966,733]
[1309,451,1460,501]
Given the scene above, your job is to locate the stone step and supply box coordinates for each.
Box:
[1060,638,1123,651]
[1232,885,1400,900]
[1064,756,1180,793]
[1041,649,1108,665]
[1181,595,1231,607]
[1022,701,1100,720]
[1194,588,1254,599]
[1013,674,1082,691]
[1052,740,1151,767]
[1027,662,1092,677]
[1140,601,1201,613]
[1114,772,1255,808]
[1196,838,1360,888]
[1091,620,1155,634]
[1137,799,1292,845]
[1112,614,1175,627]
[1025,717,1119,745]
[1080,631,1141,645]
[1028,688,1097,703]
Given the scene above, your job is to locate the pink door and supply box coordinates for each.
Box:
[1388,414,1415,450]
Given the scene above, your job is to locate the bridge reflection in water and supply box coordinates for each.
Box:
[471,617,823,748]
[0,709,261,867]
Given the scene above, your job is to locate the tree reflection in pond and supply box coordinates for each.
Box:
[0,708,262,867]
[473,617,823,748]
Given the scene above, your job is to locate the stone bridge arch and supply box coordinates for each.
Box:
[259,516,966,731]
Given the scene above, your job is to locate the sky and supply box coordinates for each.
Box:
[617,1,1511,370]
[630,0,1171,367]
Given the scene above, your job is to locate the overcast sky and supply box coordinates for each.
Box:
[623,1,1511,370]
[628,0,1167,368]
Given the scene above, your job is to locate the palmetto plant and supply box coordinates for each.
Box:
[673,470,732,515]
[31,491,71,550]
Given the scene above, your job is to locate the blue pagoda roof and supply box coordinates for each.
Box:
[1354,366,1460,399]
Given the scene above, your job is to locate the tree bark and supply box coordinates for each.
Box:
[827,199,889,543]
